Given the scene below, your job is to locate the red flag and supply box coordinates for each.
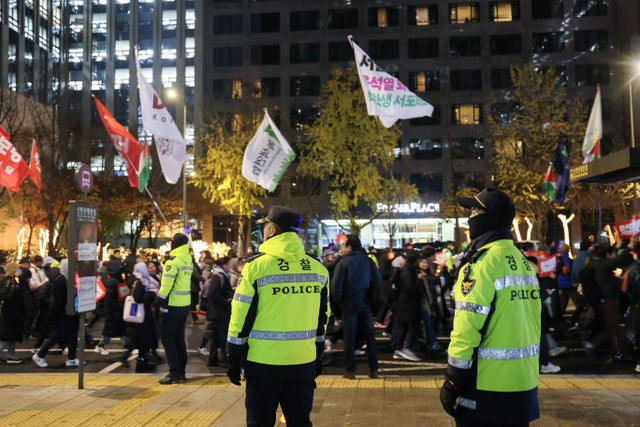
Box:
[29,139,42,192]
[0,125,30,193]
[93,96,141,189]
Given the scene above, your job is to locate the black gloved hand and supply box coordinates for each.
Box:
[154,295,168,316]
[226,343,247,386]
[439,372,460,417]
[315,341,324,377]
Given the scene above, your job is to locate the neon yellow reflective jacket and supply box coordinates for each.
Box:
[227,232,330,366]
[448,239,541,392]
[158,244,192,307]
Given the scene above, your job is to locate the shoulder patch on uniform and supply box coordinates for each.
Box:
[461,278,475,296]
[165,264,172,272]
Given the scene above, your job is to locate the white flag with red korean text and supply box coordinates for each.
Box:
[136,54,187,184]
[349,37,434,128]
[242,111,296,191]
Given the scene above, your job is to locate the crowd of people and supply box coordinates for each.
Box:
[1,221,639,379]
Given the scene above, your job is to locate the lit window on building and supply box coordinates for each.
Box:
[407,5,438,25]
[409,71,440,92]
[490,2,516,22]
[449,3,479,24]
[416,7,430,25]
[453,104,482,125]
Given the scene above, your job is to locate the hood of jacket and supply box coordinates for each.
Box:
[170,243,191,261]
[257,231,305,263]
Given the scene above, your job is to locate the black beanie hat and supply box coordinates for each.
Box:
[171,233,189,250]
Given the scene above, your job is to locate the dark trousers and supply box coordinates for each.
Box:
[38,315,78,359]
[160,306,189,378]
[190,291,200,320]
[246,376,314,427]
[208,318,229,363]
[341,305,379,374]
[591,297,619,353]
[390,317,418,351]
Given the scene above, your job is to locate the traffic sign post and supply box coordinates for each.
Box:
[68,164,97,389]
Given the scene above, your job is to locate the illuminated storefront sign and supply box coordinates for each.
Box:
[376,202,440,214]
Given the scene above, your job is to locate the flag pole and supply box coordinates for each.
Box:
[182,104,187,230]
[145,186,170,226]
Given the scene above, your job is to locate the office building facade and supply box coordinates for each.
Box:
[198,0,639,247]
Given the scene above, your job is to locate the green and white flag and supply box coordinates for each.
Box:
[242,111,296,191]
[349,36,434,128]
[138,141,150,193]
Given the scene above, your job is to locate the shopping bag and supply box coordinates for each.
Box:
[123,295,145,323]
[117,281,130,301]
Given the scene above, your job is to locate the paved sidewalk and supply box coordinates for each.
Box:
[0,373,638,426]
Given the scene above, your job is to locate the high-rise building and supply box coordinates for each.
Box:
[0,0,195,173]
[2,1,639,248]
[0,0,196,247]
[198,0,640,247]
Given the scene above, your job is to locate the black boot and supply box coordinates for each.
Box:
[135,357,155,373]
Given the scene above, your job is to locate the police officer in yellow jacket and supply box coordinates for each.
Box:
[226,206,330,427]
[440,188,541,426]
[156,233,193,385]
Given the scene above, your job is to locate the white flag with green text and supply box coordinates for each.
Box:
[350,37,434,128]
[242,111,296,192]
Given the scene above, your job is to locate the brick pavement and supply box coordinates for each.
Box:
[0,373,638,426]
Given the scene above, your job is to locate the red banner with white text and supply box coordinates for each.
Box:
[0,125,30,193]
[615,217,640,239]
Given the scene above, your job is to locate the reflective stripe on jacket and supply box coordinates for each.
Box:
[227,232,330,366]
[158,244,192,307]
[448,239,541,393]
